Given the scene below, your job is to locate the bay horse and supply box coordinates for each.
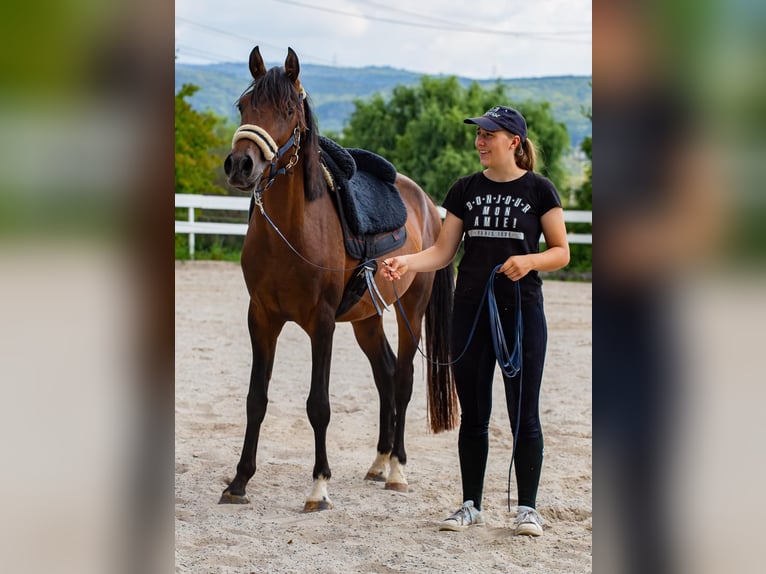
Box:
[221,46,457,512]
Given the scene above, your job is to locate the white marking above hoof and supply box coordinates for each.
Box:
[364,452,390,482]
[303,477,333,512]
[385,456,408,492]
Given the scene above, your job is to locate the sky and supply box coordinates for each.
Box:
[175,0,591,79]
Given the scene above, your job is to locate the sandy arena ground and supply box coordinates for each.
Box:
[175,260,592,573]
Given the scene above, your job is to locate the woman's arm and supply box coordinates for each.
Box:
[497,207,571,281]
[381,212,464,281]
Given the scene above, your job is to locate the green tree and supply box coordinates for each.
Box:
[175,83,227,196]
[566,106,592,275]
[338,77,570,204]
[579,126,592,209]
[175,84,239,259]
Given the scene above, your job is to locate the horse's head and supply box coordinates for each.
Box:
[224,46,307,191]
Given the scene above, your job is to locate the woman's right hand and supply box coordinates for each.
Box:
[381,256,409,281]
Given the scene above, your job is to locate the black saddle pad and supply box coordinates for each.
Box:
[319,137,408,237]
[318,136,408,261]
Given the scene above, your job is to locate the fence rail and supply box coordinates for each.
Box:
[175,194,591,258]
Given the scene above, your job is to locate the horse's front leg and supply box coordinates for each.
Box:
[302,314,336,512]
[220,303,283,504]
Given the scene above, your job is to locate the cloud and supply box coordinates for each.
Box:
[176,0,592,78]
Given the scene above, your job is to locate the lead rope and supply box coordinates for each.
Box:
[392,263,523,512]
[484,266,523,513]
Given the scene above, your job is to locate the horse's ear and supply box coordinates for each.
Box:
[285,47,300,82]
[249,46,267,80]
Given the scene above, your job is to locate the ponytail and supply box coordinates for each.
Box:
[515,137,537,171]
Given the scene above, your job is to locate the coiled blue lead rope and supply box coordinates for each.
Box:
[486,264,523,378]
[485,264,524,512]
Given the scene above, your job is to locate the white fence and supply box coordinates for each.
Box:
[175,194,592,258]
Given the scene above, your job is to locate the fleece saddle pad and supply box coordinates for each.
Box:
[319,136,408,261]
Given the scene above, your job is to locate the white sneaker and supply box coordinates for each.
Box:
[439,500,485,531]
[514,506,544,536]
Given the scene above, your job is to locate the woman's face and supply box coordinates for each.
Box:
[474,127,518,168]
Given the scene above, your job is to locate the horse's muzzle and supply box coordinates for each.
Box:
[224,148,266,190]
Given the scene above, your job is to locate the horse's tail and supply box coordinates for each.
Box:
[424,263,459,433]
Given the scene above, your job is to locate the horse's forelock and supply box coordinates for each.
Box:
[249,67,302,118]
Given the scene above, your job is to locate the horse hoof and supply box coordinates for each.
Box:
[384,482,408,493]
[364,471,386,483]
[219,491,250,504]
[303,499,333,512]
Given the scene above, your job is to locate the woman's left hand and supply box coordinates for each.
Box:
[497,255,533,282]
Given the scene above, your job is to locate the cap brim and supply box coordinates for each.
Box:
[464,116,503,131]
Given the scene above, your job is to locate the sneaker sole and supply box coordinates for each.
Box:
[438,521,485,532]
[515,524,543,536]
[438,522,466,532]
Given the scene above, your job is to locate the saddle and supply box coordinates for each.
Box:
[318,136,408,317]
[318,136,408,261]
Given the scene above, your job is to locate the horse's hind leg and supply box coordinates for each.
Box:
[387,272,434,492]
[220,304,283,504]
[351,315,397,485]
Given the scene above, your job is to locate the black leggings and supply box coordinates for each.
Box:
[450,295,547,510]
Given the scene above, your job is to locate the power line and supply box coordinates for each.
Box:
[349,0,478,28]
[176,17,282,51]
[176,44,241,64]
[175,16,337,64]
[349,0,589,36]
[271,0,590,41]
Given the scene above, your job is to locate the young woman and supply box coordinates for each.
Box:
[382,106,569,536]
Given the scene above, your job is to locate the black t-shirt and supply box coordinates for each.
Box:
[442,170,562,304]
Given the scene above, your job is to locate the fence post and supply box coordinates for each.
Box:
[188,206,195,260]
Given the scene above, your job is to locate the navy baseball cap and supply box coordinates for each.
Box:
[464,106,527,141]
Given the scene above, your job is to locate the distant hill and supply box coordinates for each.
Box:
[175,62,592,148]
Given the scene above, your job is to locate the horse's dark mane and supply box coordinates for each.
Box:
[298,94,325,201]
[239,67,325,201]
